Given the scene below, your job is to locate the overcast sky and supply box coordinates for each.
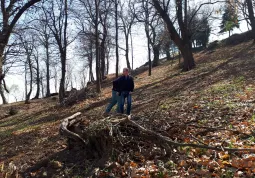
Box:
[2,0,250,104]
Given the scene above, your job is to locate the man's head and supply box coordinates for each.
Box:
[123,68,129,76]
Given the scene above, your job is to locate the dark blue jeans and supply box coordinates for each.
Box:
[120,91,132,115]
[105,90,120,113]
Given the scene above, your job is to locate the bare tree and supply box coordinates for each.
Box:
[134,0,162,74]
[42,0,69,103]
[0,0,42,93]
[152,0,196,71]
[119,0,136,70]
[99,0,113,79]
[32,17,53,97]
[18,32,35,104]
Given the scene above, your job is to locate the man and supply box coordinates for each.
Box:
[104,78,121,115]
[118,68,134,115]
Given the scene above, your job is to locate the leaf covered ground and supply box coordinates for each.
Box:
[1,40,255,177]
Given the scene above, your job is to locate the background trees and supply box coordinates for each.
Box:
[152,0,196,71]
[220,1,239,37]
[119,0,136,70]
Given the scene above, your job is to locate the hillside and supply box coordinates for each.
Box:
[1,39,255,177]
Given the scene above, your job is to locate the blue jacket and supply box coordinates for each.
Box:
[118,75,134,92]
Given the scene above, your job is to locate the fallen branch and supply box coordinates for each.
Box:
[59,114,255,159]
[125,117,255,152]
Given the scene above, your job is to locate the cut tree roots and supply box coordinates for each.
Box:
[59,113,255,160]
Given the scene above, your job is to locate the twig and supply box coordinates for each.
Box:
[189,134,207,146]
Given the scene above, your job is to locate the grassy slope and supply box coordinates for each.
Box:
[1,40,255,177]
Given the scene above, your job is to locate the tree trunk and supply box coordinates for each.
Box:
[106,46,110,75]
[95,0,101,93]
[0,42,6,86]
[130,28,134,70]
[89,38,94,82]
[180,43,195,71]
[25,56,33,104]
[125,34,131,69]
[152,45,160,67]
[147,40,151,76]
[41,74,44,98]
[115,0,119,78]
[145,26,151,75]
[34,57,40,99]
[54,67,58,93]
[100,37,106,79]
[45,42,50,97]
[0,45,6,104]
[246,0,255,42]
[166,50,171,61]
[0,85,8,104]
[59,0,68,103]
[165,41,171,61]
[89,56,94,82]
[59,53,66,103]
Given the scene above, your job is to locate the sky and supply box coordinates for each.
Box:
[1,0,250,104]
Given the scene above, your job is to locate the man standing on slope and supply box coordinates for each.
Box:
[118,68,134,115]
[104,78,121,116]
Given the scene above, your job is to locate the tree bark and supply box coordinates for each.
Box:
[152,45,160,67]
[59,56,66,103]
[145,29,151,76]
[180,44,195,71]
[0,85,7,104]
